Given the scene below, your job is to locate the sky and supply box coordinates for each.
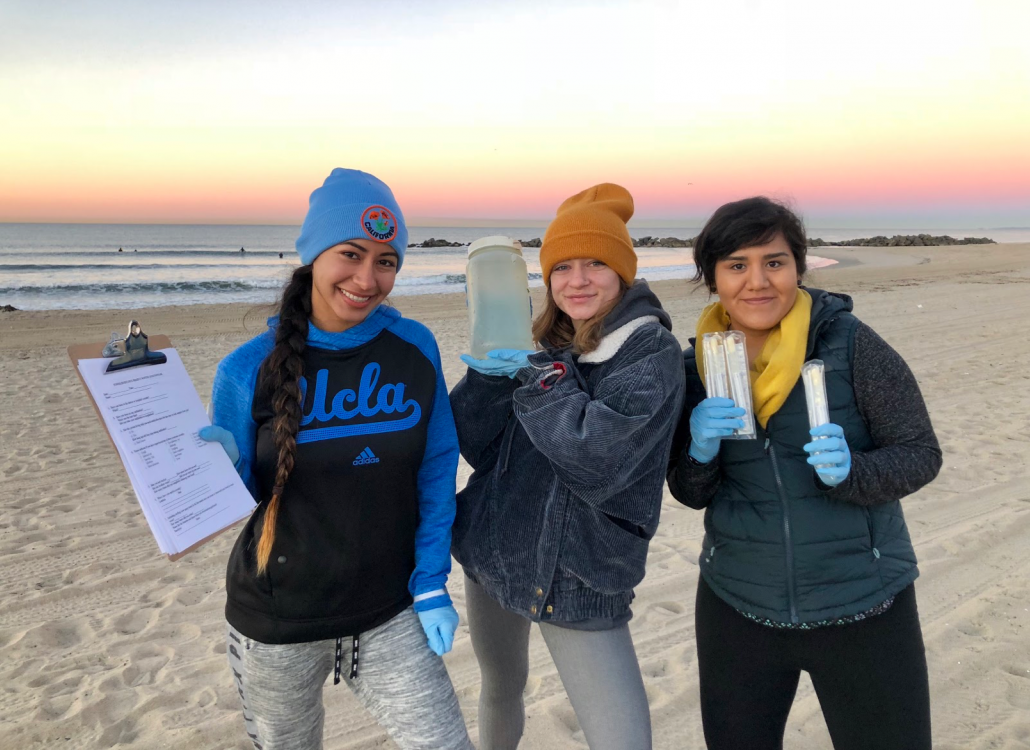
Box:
[1,0,1028,226]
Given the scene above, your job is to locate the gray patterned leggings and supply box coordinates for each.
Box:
[225,607,473,750]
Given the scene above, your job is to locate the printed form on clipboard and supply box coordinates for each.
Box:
[75,347,255,558]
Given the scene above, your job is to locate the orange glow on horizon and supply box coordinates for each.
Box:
[2,0,1027,225]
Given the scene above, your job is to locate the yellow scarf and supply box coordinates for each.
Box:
[695,289,813,428]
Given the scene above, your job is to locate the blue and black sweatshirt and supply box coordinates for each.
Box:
[210,305,458,645]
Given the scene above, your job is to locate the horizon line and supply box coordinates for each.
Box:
[2,218,1026,230]
[0,217,705,228]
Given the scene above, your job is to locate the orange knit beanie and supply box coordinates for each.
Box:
[539,183,637,286]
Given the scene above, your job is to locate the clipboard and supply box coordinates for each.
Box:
[68,321,250,561]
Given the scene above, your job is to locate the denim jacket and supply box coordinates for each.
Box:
[450,282,685,624]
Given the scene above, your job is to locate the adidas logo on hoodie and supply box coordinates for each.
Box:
[352,447,380,466]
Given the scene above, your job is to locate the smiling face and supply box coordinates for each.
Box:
[548,258,623,329]
[713,232,799,342]
[309,239,399,332]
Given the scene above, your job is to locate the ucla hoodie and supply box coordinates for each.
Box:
[210,305,458,644]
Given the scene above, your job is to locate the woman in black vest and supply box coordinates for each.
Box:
[667,197,941,750]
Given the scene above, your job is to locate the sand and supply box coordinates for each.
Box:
[1,243,1029,749]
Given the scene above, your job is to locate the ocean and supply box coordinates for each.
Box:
[1,223,1026,311]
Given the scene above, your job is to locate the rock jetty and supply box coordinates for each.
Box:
[808,234,995,248]
[519,236,695,248]
[632,236,694,248]
[404,233,995,252]
[408,238,464,248]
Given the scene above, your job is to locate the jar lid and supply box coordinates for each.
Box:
[468,235,523,258]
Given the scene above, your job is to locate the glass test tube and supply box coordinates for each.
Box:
[702,333,730,399]
[802,360,830,429]
[722,332,756,440]
[702,331,756,440]
[801,359,832,466]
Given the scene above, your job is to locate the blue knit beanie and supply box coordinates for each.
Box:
[295,168,409,269]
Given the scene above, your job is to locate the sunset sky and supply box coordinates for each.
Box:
[1,0,1028,226]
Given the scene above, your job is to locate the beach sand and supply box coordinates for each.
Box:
[2,243,1029,749]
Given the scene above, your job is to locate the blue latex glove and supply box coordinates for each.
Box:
[460,348,534,379]
[804,423,852,487]
[198,425,240,466]
[418,605,459,656]
[688,397,746,464]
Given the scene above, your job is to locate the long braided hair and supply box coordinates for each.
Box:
[254,264,313,574]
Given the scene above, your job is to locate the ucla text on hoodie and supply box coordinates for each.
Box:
[210,306,458,644]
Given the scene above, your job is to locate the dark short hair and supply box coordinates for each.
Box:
[692,197,807,292]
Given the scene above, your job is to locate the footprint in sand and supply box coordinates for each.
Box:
[147,621,203,643]
[956,620,993,640]
[653,601,685,616]
[32,693,78,722]
[644,682,672,711]
[108,609,156,636]
[38,671,87,698]
[1001,664,1030,680]
[641,657,669,679]
[194,686,218,709]
[98,716,139,747]
[118,645,173,688]
[173,588,206,607]
[523,673,543,697]
[62,561,121,585]
[548,704,587,746]
[1004,674,1030,711]
[16,620,91,651]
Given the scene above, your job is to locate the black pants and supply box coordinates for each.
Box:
[695,577,931,750]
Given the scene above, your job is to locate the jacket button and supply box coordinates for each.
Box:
[535,588,543,597]
[277,555,287,564]
[546,605,553,614]
[529,605,537,615]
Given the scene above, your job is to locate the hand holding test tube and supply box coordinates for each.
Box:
[702,331,756,440]
[801,359,852,485]
[802,360,832,468]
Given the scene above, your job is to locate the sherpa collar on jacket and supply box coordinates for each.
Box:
[579,316,660,363]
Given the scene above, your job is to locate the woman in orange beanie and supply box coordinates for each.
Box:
[450,184,685,749]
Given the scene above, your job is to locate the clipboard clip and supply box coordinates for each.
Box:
[106,320,168,373]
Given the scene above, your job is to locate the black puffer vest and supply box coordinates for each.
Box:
[691,289,918,624]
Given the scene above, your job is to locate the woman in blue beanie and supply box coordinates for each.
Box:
[200,169,472,749]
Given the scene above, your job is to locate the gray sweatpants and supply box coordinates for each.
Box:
[465,577,652,750]
[226,607,473,750]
